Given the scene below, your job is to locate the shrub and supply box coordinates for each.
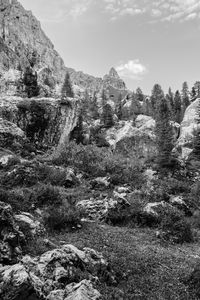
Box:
[0,188,32,212]
[105,195,147,227]
[160,207,193,243]
[43,205,82,231]
[25,237,55,256]
[33,184,62,208]
[52,142,144,187]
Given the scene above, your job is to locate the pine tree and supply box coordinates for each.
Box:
[191,87,197,100]
[155,85,174,172]
[135,87,144,102]
[194,81,200,98]
[102,103,114,128]
[23,66,39,98]
[181,81,190,118]
[90,91,99,119]
[61,72,74,98]
[166,87,174,118]
[174,90,182,123]
[151,84,164,118]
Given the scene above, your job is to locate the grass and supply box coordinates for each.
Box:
[49,222,200,299]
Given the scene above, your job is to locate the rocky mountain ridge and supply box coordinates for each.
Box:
[0,0,127,96]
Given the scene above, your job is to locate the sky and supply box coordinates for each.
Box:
[19,0,200,95]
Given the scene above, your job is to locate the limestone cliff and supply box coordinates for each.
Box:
[0,96,80,151]
[0,0,66,82]
[0,0,128,97]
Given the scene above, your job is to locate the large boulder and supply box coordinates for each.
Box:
[105,120,156,158]
[77,194,130,221]
[176,98,199,158]
[14,212,45,237]
[0,202,25,265]
[0,96,80,151]
[0,244,113,299]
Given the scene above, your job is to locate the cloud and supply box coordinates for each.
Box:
[116,60,147,80]
[20,0,200,23]
[103,0,200,22]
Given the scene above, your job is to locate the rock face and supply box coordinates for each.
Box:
[103,67,126,90]
[0,0,66,90]
[0,244,111,299]
[0,0,128,97]
[0,96,80,150]
[176,98,200,158]
[105,119,156,158]
[0,201,25,265]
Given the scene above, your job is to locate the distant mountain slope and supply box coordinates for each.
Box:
[0,0,128,95]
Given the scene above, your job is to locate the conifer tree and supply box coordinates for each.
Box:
[23,66,39,98]
[166,87,174,118]
[151,84,164,118]
[61,72,74,98]
[194,81,200,98]
[102,103,114,128]
[174,90,182,123]
[191,87,197,100]
[155,85,174,172]
[135,87,144,102]
[90,91,99,119]
[181,81,190,117]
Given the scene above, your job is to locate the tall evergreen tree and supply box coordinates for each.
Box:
[90,91,99,119]
[135,87,144,102]
[191,86,197,100]
[181,81,190,118]
[174,90,182,123]
[194,81,200,98]
[166,87,174,118]
[102,103,114,128]
[23,66,39,98]
[155,85,174,172]
[151,84,164,118]
[61,72,74,98]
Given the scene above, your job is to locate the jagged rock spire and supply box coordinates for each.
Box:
[109,67,120,78]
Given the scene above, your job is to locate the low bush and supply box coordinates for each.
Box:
[0,187,32,212]
[105,195,148,227]
[52,142,144,187]
[33,184,62,208]
[160,207,193,243]
[43,205,82,231]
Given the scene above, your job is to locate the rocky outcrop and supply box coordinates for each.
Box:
[0,201,25,265]
[0,0,66,89]
[0,244,113,299]
[105,119,156,158]
[77,190,130,221]
[176,98,200,158]
[14,212,45,237]
[103,67,126,90]
[0,96,80,150]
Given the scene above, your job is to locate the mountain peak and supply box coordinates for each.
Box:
[108,67,119,78]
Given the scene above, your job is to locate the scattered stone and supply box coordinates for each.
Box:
[169,196,192,217]
[0,244,113,299]
[90,177,110,189]
[14,212,45,237]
